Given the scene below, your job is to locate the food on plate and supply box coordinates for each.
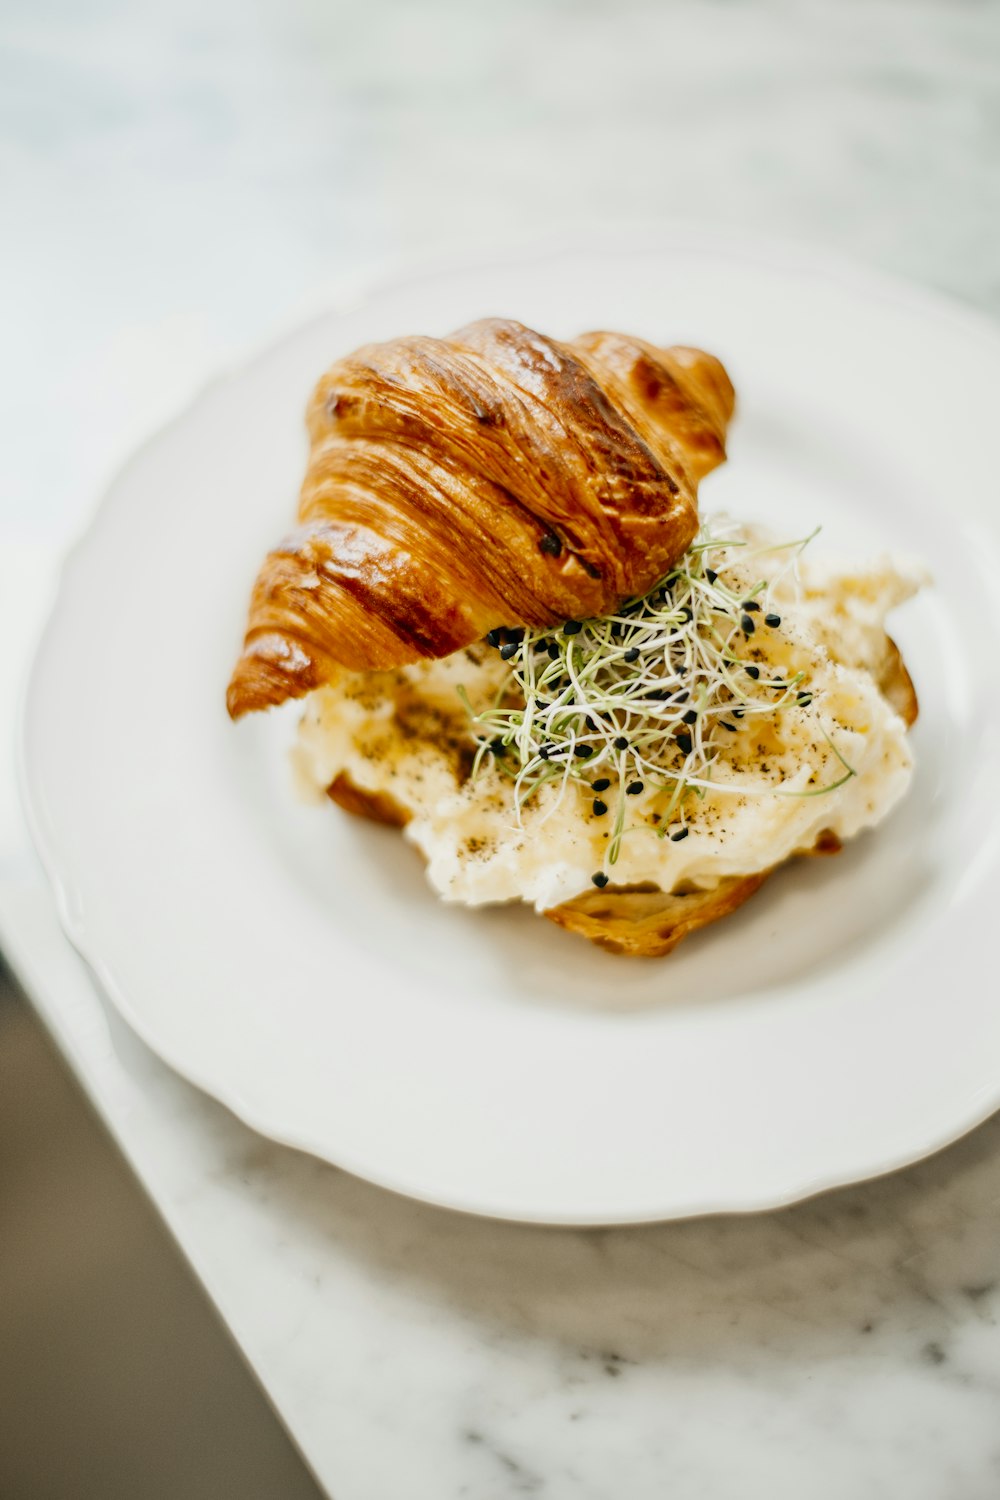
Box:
[229,319,922,956]
[227,319,733,712]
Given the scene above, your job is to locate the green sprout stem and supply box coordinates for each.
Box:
[462,520,856,869]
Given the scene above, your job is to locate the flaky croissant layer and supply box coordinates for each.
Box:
[227,318,734,718]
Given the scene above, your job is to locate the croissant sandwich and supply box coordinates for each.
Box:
[229,318,923,956]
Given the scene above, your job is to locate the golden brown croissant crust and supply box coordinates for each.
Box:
[227,319,735,718]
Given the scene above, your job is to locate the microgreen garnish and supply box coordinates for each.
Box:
[463,520,855,871]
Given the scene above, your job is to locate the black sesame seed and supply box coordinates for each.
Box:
[489,737,506,754]
[538,745,550,760]
[648,688,671,701]
[741,614,756,635]
[592,871,609,888]
[547,643,560,659]
[584,716,597,731]
[538,532,562,556]
[626,781,644,796]
[486,629,501,648]
[765,613,781,628]
[679,606,694,622]
[500,641,520,660]
[797,691,813,706]
[682,708,698,725]
[670,827,690,842]
[705,568,718,584]
[676,733,693,754]
[591,777,611,792]
[592,799,608,816]
[745,665,760,680]
[613,736,629,751]
[720,720,738,732]
[535,638,550,653]
[563,620,582,636]
[624,647,640,663]
[731,708,745,719]
[672,689,690,703]
[575,744,594,759]
[742,600,761,612]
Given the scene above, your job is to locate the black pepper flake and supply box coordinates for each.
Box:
[575,744,594,759]
[613,736,629,751]
[745,665,760,680]
[741,613,756,635]
[765,613,781,628]
[624,647,640,663]
[591,777,611,792]
[592,871,609,888]
[499,641,520,660]
[626,781,644,796]
[538,533,562,556]
[676,733,693,754]
[563,620,582,636]
[682,708,698,725]
[486,629,502,648]
[670,827,690,842]
[592,799,608,817]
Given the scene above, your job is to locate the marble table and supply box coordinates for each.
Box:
[4,1,1000,1494]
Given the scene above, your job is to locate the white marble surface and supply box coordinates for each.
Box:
[4,1,1000,1495]
[6,888,1000,1500]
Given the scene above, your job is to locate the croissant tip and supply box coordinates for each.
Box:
[227,631,324,718]
[225,679,246,720]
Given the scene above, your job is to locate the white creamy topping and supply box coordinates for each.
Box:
[294,524,924,912]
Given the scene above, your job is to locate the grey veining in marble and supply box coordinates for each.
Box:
[4,0,1000,1495]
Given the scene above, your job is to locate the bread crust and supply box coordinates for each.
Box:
[228,320,734,718]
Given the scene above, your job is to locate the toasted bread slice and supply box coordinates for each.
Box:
[325,637,917,958]
[543,834,844,957]
[544,872,773,957]
[327,772,408,829]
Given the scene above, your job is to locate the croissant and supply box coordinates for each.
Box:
[226,318,735,718]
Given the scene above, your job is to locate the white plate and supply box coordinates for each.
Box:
[20,233,1000,1224]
